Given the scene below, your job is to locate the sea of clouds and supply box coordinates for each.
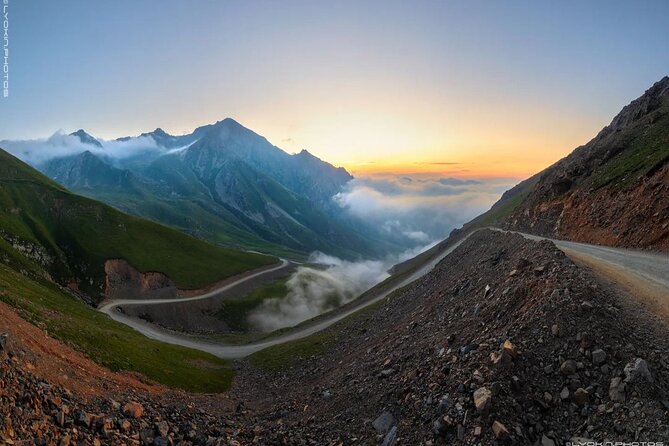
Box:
[334,174,517,244]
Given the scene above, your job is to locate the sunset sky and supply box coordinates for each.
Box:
[1,1,668,177]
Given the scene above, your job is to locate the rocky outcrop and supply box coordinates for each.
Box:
[104,259,177,300]
[524,163,668,249]
[0,231,54,266]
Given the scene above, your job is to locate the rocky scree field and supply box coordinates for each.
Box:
[233,229,669,445]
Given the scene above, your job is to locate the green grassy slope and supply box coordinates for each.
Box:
[590,110,669,190]
[0,257,233,392]
[0,149,276,297]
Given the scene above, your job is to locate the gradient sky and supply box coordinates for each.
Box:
[0,0,668,177]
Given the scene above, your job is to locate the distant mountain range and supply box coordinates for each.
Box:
[27,118,404,258]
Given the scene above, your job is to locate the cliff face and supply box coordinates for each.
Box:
[104,259,177,300]
[503,77,669,251]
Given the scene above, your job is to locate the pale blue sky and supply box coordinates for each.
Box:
[0,0,667,174]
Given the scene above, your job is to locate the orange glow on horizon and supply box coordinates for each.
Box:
[341,157,556,180]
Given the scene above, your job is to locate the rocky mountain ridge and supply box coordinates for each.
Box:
[499,77,669,250]
[35,118,400,259]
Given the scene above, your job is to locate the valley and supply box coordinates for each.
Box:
[95,228,669,361]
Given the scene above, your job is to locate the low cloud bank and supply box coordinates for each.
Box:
[334,174,518,244]
[248,243,434,332]
[1,131,162,165]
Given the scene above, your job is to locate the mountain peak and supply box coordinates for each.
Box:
[141,128,173,139]
[295,149,319,160]
[69,129,103,148]
[152,128,170,137]
[212,117,244,129]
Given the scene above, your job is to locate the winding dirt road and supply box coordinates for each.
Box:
[99,259,291,311]
[99,229,669,359]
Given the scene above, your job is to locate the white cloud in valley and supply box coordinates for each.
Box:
[249,173,520,331]
[248,242,437,332]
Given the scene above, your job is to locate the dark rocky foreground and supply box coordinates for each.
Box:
[0,349,255,445]
[2,230,669,445]
[235,230,669,444]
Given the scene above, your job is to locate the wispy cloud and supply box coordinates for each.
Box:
[1,131,167,165]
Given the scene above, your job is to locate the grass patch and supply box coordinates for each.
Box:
[0,263,235,392]
[590,114,669,190]
[248,332,335,372]
[214,278,288,332]
[472,190,528,227]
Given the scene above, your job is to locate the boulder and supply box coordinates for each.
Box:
[473,387,492,413]
[624,358,653,383]
[492,421,510,440]
[609,377,626,403]
[122,401,144,418]
[560,360,578,375]
[502,340,519,359]
[574,388,589,405]
[382,426,398,446]
[541,435,556,446]
[155,420,169,437]
[591,349,606,365]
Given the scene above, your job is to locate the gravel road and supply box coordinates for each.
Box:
[98,229,669,359]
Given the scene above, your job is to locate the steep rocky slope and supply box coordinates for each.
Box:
[235,230,669,444]
[500,77,669,250]
[0,315,254,445]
